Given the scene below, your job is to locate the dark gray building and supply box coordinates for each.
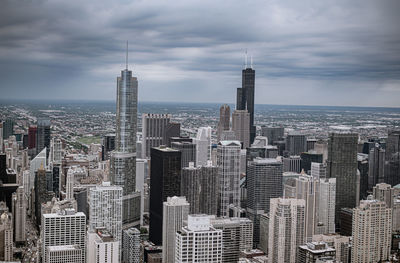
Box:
[2,118,14,140]
[149,146,181,245]
[327,133,358,227]
[34,165,54,227]
[261,126,284,144]
[385,130,400,186]
[286,132,307,156]
[237,66,256,144]
[368,144,385,189]
[181,163,218,215]
[36,118,51,157]
[163,122,180,147]
[301,152,323,174]
[102,134,115,160]
[246,158,283,246]
[171,141,196,168]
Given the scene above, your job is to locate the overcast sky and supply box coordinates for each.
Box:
[0,0,399,107]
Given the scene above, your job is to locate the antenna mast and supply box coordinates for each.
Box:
[245,49,248,69]
[126,41,128,69]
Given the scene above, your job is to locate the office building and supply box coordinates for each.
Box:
[50,137,63,163]
[385,130,400,186]
[89,182,123,243]
[162,196,189,263]
[247,158,282,245]
[46,245,83,263]
[237,64,256,144]
[175,215,222,263]
[286,132,307,156]
[268,198,305,263]
[2,119,14,140]
[28,125,37,151]
[163,122,180,147]
[0,208,12,261]
[258,213,269,254]
[368,144,385,189]
[0,122,3,153]
[317,178,336,235]
[300,151,323,174]
[194,127,212,166]
[261,126,284,145]
[122,227,141,263]
[327,133,358,226]
[42,209,86,263]
[283,155,302,173]
[307,138,317,152]
[87,229,119,263]
[11,186,26,243]
[297,242,335,263]
[232,110,251,149]
[141,113,171,158]
[351,199,392,263]
[217,141,241,217]
[212,217,253,262]
[66,167,74,200]
[149,146,181,245]
[181,162,218,215]
[312,234,350,263]
[311,162,326,179]
[357,153,369,200]
[29,147,47,197]
[36,118,51,157]
[171,141,196,168]
[34,164,55,227]
[102,134,115,160]
[217,104,230,142]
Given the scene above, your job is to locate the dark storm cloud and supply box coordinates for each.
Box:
[0,0,399,106]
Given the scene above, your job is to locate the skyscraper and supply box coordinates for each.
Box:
[268,198,306,263]
[217,141,241,217]
[162,196,189,263]
[261,126,284,145]
[247,158,283,246]
[231,110,250,149]
[351,199,392,263]
[2,119,14,141]
[110,57,139,229]
[0,207,13,261]
[317,178,336,235]
[217,104,230,142]
[122,227,141,263]
[385,130,400,186]
[89,182,123,244]
[141,113,171,158]
[41,209,86,263]
[286,132,307,156]
[11,186,26,243]
[327,133,358,227]
[36,118,51,157]
[34,164,55,227]
[368,144,385,189]
[163,122,180,147]
[171,141,196,168]
[236,63,256,144]
[66,167,74,200]
[87,229,120,263]
[194,127,212,166]
[149,146,181,245]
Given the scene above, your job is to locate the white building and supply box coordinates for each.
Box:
[268,198,305,263]
[217,141,241,217]
[11,186,26,243]
[351,199,392,263]
[175,215,222,263]
[87,229,119,263]
[122,227,141,263]
[50,137,63,164]
[194,127,212,166]
[310,162,326,179]
[312,234,350,263]
[317,178,336,234]
[42,209,86,263]
[0,209,13,261]
[89,182,123,244]
[66,167,75,200]
[46,245,83,263]
[162,196,190,263]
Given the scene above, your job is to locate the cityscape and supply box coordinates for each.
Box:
[1,1,400,263]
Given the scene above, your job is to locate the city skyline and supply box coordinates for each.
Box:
[0,0,399,107]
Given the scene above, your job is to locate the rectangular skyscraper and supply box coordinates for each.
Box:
[232,110,250,149]
[141,113,171,158]
[36,118,51,157]
[149,146,181,245]
[236,66,256,144]
[122,227,141,263]
[385,130,400,186]
[327,133,359,227]
[217,105,230,142]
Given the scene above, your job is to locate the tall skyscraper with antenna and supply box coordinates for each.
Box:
[110,42,140,228]
[236,52,256,144]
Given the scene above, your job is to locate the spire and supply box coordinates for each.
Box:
[125,41,129,70]
[245,49,248,69]
[250,55,253,69]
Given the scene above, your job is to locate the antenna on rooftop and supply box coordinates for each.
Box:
[126,41,128,70]
[245,49,248,69]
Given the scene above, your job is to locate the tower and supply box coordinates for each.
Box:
[385,130,400,186]
[36,118,51,157]
[217,105,230,142]
[231,110,250,149]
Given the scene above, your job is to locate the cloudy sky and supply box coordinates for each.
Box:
[0,0,399,107]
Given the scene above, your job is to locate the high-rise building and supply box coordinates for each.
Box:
[41,209,86,263]
[217,104,230,142]
[175,215,222,263]
[247,158,282,246]
[122,227,141,263]
[89,182,123,244]
[372,182,400,208]
[283,155,302,173]
[217,141,241,217]
[46,245,83,263]
[351,199,392,263]
[0,122,3,153]
[102,134,115,160]
[237,64,256,144]
[149,146,181,245]
[50,137,63,163]
[141,113,171,158]
[312,234,350,263]
[327,133,359,226]
[28,126,37,151]
[2,119,14,141]
[171,141,196,168]
[317,178,336,235]
[297,242,335,263]
[286,132,307,156]
[261,126,284,145]
[34,164,55,227]
[311,162,326,179]
[300,151,323,174]
[162,196,189,263]
[36,118,51,157]
[194,127,212,166]
[87,229,119,263]
[163,122,180,147]
[211,217,253,262]
[357,153,369,200]
[368,144,385,189]
[181,162,219,215]
[66,167,74,200]
[268,198,306,263]
[11,186,26,243]
[231,110,250,149]
[0,207,12,261]
[385,130,400,186]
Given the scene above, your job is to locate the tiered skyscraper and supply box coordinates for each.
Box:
[236,60,256,144]
[110,50,140,228]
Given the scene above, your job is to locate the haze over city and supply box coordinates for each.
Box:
[0,0,400,106]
